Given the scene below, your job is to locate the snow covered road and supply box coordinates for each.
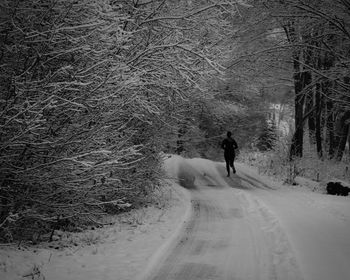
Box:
[140,156,350,280]
[2,156,349,280]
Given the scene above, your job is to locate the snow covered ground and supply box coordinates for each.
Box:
[0,160,191,280]
[142,156,350,280]
[235,163,350,280]
[1,155,350,280]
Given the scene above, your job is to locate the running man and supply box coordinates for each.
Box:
[221,131,238,177]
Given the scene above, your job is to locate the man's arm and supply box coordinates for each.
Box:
[233,139,238,149]
[221,139,226,149]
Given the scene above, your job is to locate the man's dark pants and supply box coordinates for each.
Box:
[224,152,236,176]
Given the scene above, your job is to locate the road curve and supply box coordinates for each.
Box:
[141,158,303,280]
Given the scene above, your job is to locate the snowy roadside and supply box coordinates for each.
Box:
[234,162,350,280]
[0,156,191,280]
[235,162,350,225]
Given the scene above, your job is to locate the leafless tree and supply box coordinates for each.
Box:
[0,0,243,242]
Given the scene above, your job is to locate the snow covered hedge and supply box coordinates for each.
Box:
[0,0,167,242]
[0,0,241,242]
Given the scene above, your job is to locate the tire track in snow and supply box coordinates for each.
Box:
[141,158,303,280]
[235,191,303,280]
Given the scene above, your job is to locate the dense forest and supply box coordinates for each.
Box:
[1,0,350,242]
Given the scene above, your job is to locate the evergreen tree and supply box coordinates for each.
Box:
[256,119,278,151]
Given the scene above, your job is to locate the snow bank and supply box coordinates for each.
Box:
[0,155,191,280]
[236,162,350,280]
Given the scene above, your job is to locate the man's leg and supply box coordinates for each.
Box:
[224,154,230,176]
[230,158,236,174]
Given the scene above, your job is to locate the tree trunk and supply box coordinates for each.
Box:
[336,125,349,161]
[315,83,323,158]
[290,71,311,159]
[326,101,336,159]
[306,92,316,144]
[335,111,350,161]
[348,133,350,157]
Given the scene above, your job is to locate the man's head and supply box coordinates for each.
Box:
[227,131,232,137]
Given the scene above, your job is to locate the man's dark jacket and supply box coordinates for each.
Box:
[221,137,238,159]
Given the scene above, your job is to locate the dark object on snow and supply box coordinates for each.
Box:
[221,131,238,177]
[326,182,350,196]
